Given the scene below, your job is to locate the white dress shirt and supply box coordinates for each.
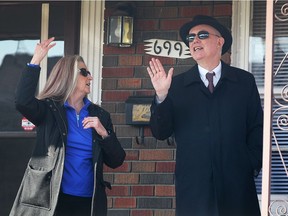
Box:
[198,61,222,87]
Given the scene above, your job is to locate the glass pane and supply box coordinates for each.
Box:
[0,3,41,131]
[249,0,288,89]
[249,1,266,88]
[0,2,65,131]
[108,16,122,44]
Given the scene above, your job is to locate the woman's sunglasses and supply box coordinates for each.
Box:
[79,68,91,77]
[186,30,220,43]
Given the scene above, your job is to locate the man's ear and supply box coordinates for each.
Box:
[218,37,225,47]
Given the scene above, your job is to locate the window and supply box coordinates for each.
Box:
[234,0,288,197]
[0,1,80,132]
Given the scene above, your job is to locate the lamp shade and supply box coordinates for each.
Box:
[107,16,133,47]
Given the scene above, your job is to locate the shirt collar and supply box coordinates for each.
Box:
[198,61,222,80]
[64,97,91,110]
[198,62,222,87]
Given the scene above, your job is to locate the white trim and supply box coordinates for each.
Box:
[231,0,250,71]
[261,0,274,214]
[79,0,104,105]
[39,3,49,92]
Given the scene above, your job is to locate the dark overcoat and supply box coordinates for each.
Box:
[150,61,263,216]
[10,66,126,216]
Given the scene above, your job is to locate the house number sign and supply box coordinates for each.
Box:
[144,39,191,59]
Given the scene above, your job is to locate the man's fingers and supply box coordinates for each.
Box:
[147,67,154,78]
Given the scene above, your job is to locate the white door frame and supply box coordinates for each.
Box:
[80,0,104,105]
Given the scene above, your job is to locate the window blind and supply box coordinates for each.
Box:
[251,0,288,195]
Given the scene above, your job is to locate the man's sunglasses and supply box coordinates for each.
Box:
[79,68,91,77]
[186,30,220,43]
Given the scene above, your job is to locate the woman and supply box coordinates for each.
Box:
[10,37,126,216]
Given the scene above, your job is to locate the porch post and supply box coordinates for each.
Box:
[261,0,274,215]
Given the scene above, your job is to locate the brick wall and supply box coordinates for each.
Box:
[102,1,232,215]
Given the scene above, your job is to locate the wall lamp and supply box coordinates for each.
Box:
[107,2,134,47]
[107,16,133,47]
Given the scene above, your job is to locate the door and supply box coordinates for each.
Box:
[0,2,80,215]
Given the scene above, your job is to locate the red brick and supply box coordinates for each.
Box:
[125,150,139,160]
[144,126,153,137]
[114,173,139,184]
[172,197,176,208]
[107,197,113,208]
[154,209,176,216]
[132,161,155,172]
[102,79,117,90]
[114,197,136,208]
[139,149,174,160]
[131,185,154,196]
[179,6,212,18]
[160,19,185,30]
[144,55,176,66]
[136,43,145,54]
[214,4,232,16]
[118,78,142,89]
[156,162,175,172]
[155,185,175,196]
[104,45,136,55]
[102,68,134,78]
[134,90,155,97]
[110,113,126,125]
[136,19,159,31]
[131,210,153,216]
[119,55,143,66]
[102,90,132,102]
[158,7,178,18]
[106,185,130,196]
[104,162,131,172]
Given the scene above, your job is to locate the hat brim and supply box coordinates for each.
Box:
[179,16,232,55]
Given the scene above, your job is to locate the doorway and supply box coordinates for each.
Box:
[0,2,80,215]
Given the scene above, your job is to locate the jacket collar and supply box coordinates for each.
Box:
[183,64,202,86]
[183,61,238,87]
[44,98,68,136]
[220,61,238,82]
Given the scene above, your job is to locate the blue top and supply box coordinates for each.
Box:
[61,97,94,197]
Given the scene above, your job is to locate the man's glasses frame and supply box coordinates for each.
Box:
[79,68,91,77]
[186,30,221,43]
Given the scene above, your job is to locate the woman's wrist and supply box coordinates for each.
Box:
[27,63,40,68]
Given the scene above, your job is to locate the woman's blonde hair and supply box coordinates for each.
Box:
[37,55,84,104]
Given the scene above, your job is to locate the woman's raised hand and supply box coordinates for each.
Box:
[30,37,56,65]
[147,58,174,102]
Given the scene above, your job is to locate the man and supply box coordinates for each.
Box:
[147,15,263,216]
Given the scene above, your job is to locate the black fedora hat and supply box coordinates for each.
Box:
[179,15,232,55]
